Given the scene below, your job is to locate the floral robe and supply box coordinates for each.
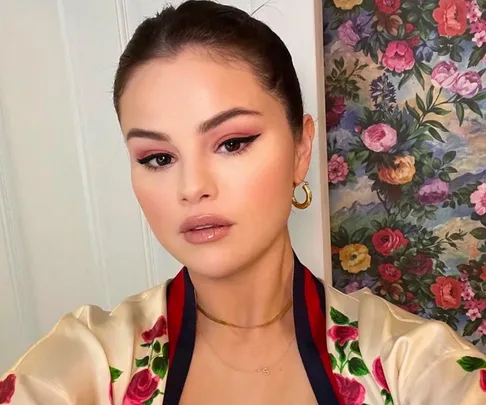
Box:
[1,255,485,405]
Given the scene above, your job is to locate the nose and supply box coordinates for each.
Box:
[178,158,217,205]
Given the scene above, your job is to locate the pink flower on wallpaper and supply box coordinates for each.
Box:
[471,19,486,47]
[461,282,474,301]
[481,266,486,281]
[382,41,415,73]
[333,373,366,405]
[338,20,360,46]
[418,178,449,205]
[372,358,390,392]
[361,123,397,152]
[328,154,349,184]
[431,61,459,89]
[470,183,486,216]
[478,320,486,335]
[467,308,482,321]
[453,71,483,98]
[467,0,482,23]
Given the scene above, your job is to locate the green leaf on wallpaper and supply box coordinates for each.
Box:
[428,127,445,142]
[430,107,450,116]
[468,46,486,68]
[473,91,486,100]
[399,70,414,90]
[455,103,465,125]
[416,94,426,113]
[463,99,483,117]
[406,101,421,122]
[419,62,432,75]
[401,204,412,219]
[439,172,451,182]
[422,164,435,177]
[351,228,368,243]
[442,151,456,164]
[432,158,442,170]
[426,86,434,108]
[471,227,486,240]
[425,120,449,132]
[414,66,425,89]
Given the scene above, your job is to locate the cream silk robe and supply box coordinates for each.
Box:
[1,255,486,405]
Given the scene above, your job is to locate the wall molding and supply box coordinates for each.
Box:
[0,96,38,346]
[56,0,111,307]
[115,0,158,288]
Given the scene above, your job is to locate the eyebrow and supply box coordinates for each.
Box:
[126,107,262,142]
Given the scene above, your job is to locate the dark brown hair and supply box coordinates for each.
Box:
[113,0,304,136]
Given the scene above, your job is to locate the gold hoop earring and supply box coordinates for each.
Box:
[292,181,312,209]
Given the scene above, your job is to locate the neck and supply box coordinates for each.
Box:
[189,231,294,329]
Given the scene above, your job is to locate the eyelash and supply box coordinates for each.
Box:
[136,134,261,171]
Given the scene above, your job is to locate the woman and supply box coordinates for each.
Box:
[1,1,485,404]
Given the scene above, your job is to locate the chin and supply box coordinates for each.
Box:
[167,238,262,280]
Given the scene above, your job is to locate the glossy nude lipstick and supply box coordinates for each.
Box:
[179,214,234,244]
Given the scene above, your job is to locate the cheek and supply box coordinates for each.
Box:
[131,169,175,226]
[228,139,295,218]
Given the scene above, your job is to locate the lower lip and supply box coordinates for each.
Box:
[182,225,232,244]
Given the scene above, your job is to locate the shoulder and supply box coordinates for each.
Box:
[1,281,171,404]
[324,282,486,404]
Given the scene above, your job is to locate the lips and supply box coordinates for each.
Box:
[180,214,234,244]
[179,214,234,233]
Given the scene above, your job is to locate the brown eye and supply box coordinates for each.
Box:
[223,140,242,152]
[155,155,172,166]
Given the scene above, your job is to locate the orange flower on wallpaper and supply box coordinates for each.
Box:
[378,155,416,185]
[432,0,468,37]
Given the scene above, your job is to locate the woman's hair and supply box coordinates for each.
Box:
[113,0,304,137]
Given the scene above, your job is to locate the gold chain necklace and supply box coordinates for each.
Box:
[196,298,293,329]
[198,330,296,376]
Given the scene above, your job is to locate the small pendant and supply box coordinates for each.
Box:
[260,367,270,376]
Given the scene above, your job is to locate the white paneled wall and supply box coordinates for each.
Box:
[0,0,329,371]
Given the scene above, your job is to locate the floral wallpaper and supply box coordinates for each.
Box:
[323,0,486,352]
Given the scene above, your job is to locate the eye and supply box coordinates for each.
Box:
[217,134,261,154]
[137,153,174,170]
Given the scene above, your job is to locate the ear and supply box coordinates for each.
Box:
[293,114,315,185]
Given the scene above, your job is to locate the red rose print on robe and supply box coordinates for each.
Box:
[142,315,167,343]
[328,325,359,345]
[333,373,366,405]
[372,357,390,392]
[123,370,159,405]
[0,374,16,404]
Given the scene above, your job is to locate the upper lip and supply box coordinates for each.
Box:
[179,214,234,233]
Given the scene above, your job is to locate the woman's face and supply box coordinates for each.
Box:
[119,49,314,278]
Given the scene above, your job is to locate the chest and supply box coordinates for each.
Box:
[179,342,318,405]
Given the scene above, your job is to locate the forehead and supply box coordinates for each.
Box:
[118,49,280,133]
